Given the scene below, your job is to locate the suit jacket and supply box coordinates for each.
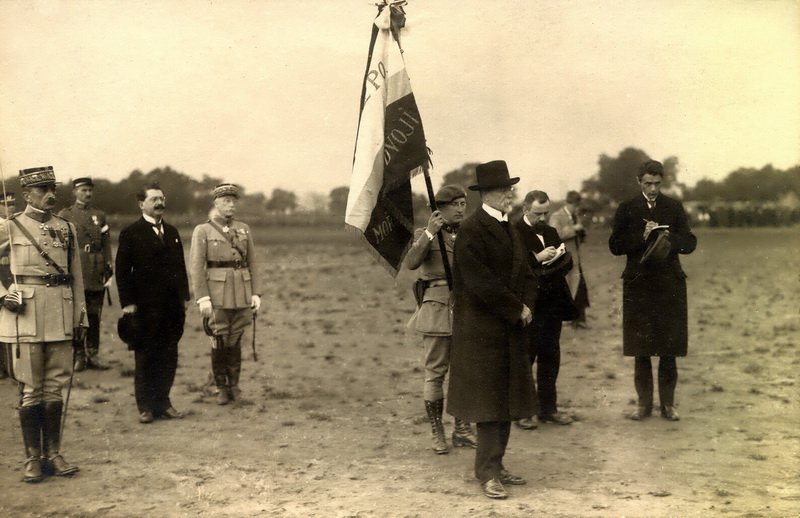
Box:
[515,219,577,321]
[405,227,455,336]
[549,205,584,299]
[609,194,697,356]
[116,217,190,348]
[446,207,538,422]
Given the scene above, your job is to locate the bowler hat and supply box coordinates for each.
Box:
[434,185,466,205]
[640,230,671,264]
[72,177,94,188]
[469,160,520,191]
[19,166,59,188]
[117,313,142,348]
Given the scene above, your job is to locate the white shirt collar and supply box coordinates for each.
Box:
[523,214,534,227]
[642,193,657,206]
[142,214,161,226]
[482,203,508,222]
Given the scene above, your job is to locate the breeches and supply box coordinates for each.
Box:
[208,308,252,347]
[422,334,450,401]
[14,340,72,407]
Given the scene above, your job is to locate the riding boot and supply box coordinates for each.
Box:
[211,338,230,405]
[85,314,108,369]
[19,404,44,482]
[424,399,449,455]
[42,401,79,476]
[225,335,243,401]
[452,417,478,449]
[73,345,86,372]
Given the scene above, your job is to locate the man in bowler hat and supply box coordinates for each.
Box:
[406,184,477,454]
[115,182,190,424]
[446,160,538,499]
[0,166,87,482]
[188,183,263,405]
[59,177,113,370]
[609,160,697,421]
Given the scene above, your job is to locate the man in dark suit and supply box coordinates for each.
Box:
[447,160,538,500]
[609,160,697,421]
[116,182,190,424]
[514,190,578,430]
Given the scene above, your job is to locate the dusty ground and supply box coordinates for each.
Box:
[0,225,797,517]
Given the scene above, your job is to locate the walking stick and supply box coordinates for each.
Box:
[251,311,258,361]
[61,309,85,446]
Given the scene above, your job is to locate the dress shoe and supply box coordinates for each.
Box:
[626,406,652,421]
[538,412,574,425]
[481,478,508,499]
[514,417,538,430]
[216,388,231,406]
[661,405,680,421]
[23,457,44,483]
[160,407,185,419]
[48,454,79,476]
[499,469,526,485]
[139,411,154,424]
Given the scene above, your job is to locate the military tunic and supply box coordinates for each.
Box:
[58,202,111,292]
[188,217,262,339]
[0,207,86,404]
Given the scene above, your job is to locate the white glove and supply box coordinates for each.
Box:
[198,299,213,318]
[251,295,261,312]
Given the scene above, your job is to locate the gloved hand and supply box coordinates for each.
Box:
[1,291,25,314]
[199,299,213,318]
[251,295,261,312]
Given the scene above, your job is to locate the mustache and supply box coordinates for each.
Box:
[154,204,165,210]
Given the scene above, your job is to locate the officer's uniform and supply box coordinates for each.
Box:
[188,184,262,404]
[405,185,476,454]
[58,177,112,369]
[0,166,86,482]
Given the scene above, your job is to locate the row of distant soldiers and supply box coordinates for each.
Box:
[0,167,261,483]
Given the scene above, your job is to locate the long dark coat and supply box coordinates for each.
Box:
[446,208,539,423]
[609,194,696,357]
[115,217,190,350]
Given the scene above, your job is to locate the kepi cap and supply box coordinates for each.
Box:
[19,166,59,188]
[72,177,94,188]
[213,183,239,199]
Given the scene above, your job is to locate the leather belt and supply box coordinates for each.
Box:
[423,279,449,289]
[207,260,248,269]
[15,274,74,286]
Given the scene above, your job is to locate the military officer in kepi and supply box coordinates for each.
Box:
[59,177,113,371]
[406,184,477,454]
[188,183,262,405]
[0,166,87,483]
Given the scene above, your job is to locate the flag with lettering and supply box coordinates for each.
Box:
[346,1,429,276]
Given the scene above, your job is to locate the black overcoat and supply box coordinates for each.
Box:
[609,195,696,357]
[446,208,539,423]
[115,217,190,349]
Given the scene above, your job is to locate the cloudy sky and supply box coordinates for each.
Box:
[1,0,797,205]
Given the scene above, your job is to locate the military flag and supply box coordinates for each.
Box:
[346,1,430,276]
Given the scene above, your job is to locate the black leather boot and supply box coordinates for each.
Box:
[19,405,44,483]
[211,338,230,405]
[226,335,243,401]
[424,399,449,455]
[42,401,79,477]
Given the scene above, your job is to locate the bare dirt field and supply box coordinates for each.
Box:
[0,225,798,517]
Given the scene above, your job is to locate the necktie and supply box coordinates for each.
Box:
[152,223,164,242]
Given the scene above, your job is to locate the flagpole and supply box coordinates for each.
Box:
[421,165,453,291]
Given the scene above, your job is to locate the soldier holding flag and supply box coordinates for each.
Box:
[0,166,87,483]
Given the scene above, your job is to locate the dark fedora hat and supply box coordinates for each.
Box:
[469,160,520,191]
[117,313,142,348]
[640,230,671,264]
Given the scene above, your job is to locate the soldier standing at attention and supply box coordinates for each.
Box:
[188,184,262,405]
[406,184,477,454]
[59,178,112,371]
[0,166,87,482]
